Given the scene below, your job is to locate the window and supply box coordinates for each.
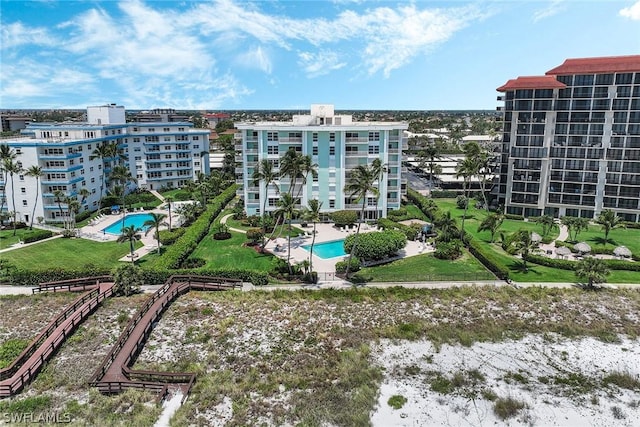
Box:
[193,136,199,140]
[267,146,279,155]
[19,175,24,181]
[329,200,335,208]
[20,187,26,194]
[91,178,95,183]
[23,200,28,207]
[595,74,613,85]
[149,128,155,132]
[329,133,335,142]
[267,132,278,142]
[193,145,199,149]
[163,127,170,132]
[368,132,380,141]
[615,73,633,84]
[368,145,379,154]
[312,133,318,142]
[329,146,335,156]
[312,147,318,156]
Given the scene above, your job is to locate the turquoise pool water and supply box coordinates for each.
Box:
[102,213,154,235]
[302,239,346,259]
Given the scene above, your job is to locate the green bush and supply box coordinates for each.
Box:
[75,210,93,223]
[246,228,264,244]
[330,210,358,227]
[505,214,524,221]
[430,190,461,198]
[335,257,361,274]
[622,221,640,229]
[152,184,237,269]
[158,228,186,245]
[406,188,439,221]
[434,240,463,260]
[527,254,640,272]
[22,230,54,243]
[467,237,508,279]
[387,208,408,220]
[344,230,407,261]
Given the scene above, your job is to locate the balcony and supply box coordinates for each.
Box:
[279,137,302,143]
[345,137,368,143]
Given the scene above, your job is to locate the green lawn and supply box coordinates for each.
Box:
[1,237,143,270]
[190,230,276,271]
[356,251,494,282]
[0,228,39,250]
[566,225,640,255]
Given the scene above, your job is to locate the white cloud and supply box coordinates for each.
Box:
[533,1,566,23]
[620,1,640,20]
[298,50,346,78]
[1,22,57,49]
[236,46,273,74]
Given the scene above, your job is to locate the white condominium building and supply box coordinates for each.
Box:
[497,55,640,222]
[0,105,209,225]
[235,104,408,220]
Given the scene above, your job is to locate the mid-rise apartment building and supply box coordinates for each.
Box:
[496,55,640,222]
[235,104,407,219]
[0,105,209,224]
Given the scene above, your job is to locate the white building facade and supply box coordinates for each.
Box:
[0,105,209,225]
[235,104,408,219]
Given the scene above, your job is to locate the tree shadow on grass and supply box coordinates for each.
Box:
[508,260,544,276]
[589,236,616,247]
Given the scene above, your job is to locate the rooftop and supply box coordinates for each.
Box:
[496,76,566,92]
[546,55,640,75]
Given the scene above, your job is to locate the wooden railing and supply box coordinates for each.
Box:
[0,286,113,397]
[90,275,241,401]
[33,276,113,294]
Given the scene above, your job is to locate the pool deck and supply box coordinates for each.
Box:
[264,222,433,273]
[77,207,181,262]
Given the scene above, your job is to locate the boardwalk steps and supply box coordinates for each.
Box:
[0,277,114,398]
[90,275,242,403]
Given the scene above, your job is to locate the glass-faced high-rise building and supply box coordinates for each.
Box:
[496,55,640,222]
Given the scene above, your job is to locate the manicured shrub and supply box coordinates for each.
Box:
[330,210,358,227]
[387,208,408,220]
[75,210,93,223]
[622,221,640,229]
[335,257,361,274]
[158,228,186,245]
[434,240,463,260]
[505,214,525,221]
[430,190,461,198]
[22,230,54,243]
[344,230,407,261]
[246,228,264,244]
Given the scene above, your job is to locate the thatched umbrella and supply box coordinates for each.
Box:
[531,232,542,243]
[555,246,572,258]
[614,246,632,258]
[574,242,592,254]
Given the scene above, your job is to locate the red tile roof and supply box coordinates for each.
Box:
[496,76,566,92]
[546,55,640,75]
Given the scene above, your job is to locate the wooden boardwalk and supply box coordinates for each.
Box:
[90,275,242,402]
[0,278,114,398]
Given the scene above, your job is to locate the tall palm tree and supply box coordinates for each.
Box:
[274,193,298,274]
[477,212,504,243]
[53,190,67,228]
[252,159,278,248]
[509,229,539,272]
[295,154,318,201]
[78,187,90,205]
[0,144,17,221]
[89,142,111,206]
[117,225,142,264]
[164,196,174,231]
[303,199,322,273]
[371,158,387,220]
[535,215,557,237]
[455,157,476,241]
[434,211,459,242]
[143,213,168,254]
[3,159,23,236]
[66,198,81,232]
[343,164,378,278]
[595,209,622,245]
[575,256,610,289]
[25,165,43,229]
[280,149,303,196]
[110,165,136,230]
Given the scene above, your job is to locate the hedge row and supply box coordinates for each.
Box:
[527,254,640,272]
[467,237,509,280]
[8,266,269,287]
[377,218,421,240]
[159,228,186,245]
[23,230,54,243]
[151,184,238,269]
[405,188,437,221]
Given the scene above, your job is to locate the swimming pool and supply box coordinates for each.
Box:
[301,239,346,259]
[102,213,155,235]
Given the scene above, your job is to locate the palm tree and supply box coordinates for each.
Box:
[595,209,622,245]
[434,211,459,242]
[535,215,557,237]
[110,165,136,230]
[165,196,174,231]
[477,212,504,243]
[302,199,322,273]
[25,165,43,229]
[117,225,142,264]
[274,193,298,274]
[2,158,22,235]
[0,144,17,222]
[252,159,279,248]
[509,229,539,272]
[53,190,67,228]
[343,164,378,278]
[78,187,90,206]
[417,143,441,182]
[561,216,577,242]
[455,157,475,241]
[575,257,610,289]
[279,149,302,196]
[89,142,111,206]
[295,154,318,201]
[66,198,81,231]
[573,217,590,242]
[143,213,168,254]
[371,158,387,220]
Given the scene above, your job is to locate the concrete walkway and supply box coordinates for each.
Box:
[220,213,246,233]
[149,190,166,202]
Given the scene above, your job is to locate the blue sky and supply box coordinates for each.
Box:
[1,0,639,110]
